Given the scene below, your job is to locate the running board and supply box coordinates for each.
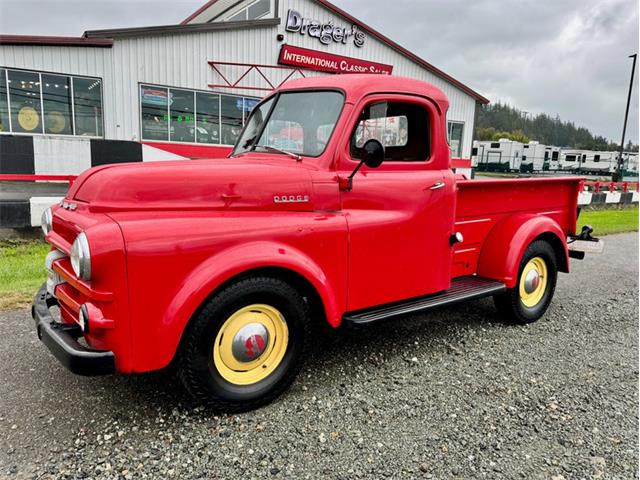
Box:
[343,276,506,326]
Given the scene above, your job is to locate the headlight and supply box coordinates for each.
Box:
[71,232,91,280]
[41,207,52,236]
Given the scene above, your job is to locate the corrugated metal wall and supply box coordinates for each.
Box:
[0,0,479,157]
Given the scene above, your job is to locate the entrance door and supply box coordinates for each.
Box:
[337,95,456,311]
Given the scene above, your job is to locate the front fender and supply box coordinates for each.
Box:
[163,240,344,359]
[477,214,568,288]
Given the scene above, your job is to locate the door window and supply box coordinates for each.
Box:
[350,101,429,161]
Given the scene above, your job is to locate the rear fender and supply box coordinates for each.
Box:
[477,214,568,288]
[164,241,342,360]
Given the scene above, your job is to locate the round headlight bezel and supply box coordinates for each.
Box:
[71,232,91,281]
[41,207,53,236]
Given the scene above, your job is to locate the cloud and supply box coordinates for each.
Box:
[0,0,637,143]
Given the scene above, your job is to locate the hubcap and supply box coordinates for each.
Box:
[231,323,270,362]
[519,257,548,308]
[523,269,540,294]
[213,304,289,386]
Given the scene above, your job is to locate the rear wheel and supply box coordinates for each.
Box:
[494,240,558,324]
[178,277,310,412]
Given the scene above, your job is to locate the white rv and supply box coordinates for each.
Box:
[474,139,523,172]
[621,152,639,177]
[559,149,583,172]
[520,142,547,173]
[544,146,561,171]
[582,151,616,175]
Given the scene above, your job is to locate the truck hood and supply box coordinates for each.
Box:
[71,158,316,212]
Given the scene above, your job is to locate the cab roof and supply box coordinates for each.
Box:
[280,74,449,112]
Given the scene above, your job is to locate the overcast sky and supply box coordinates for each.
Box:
[1,0,637,144]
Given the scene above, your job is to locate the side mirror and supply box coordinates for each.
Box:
[343,139,384,191]
[362,139,384,168]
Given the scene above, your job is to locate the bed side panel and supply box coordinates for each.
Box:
[452,178,580,278]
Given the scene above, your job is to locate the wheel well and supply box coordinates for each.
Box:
[211,267,328,325]
[535,232,568,273]
[171,266,329,370]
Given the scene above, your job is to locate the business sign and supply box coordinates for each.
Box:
[278,44,393,75]
[285,9,366,48]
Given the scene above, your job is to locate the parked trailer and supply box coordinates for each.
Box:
[621,152,639,177]
[558,149,583,172]
[580,151,616,175]
[474,139,523,172]
[559,150,636,176]
[544,146,560,171]
[520,142,547,173]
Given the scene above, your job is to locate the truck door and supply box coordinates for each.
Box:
[337,94,456,312]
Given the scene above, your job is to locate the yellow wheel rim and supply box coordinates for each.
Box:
[519,257,548,308]
[213,304,289,386]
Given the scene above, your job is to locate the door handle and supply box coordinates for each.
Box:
[428,182,445,190]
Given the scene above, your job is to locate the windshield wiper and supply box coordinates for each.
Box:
[254,145,302,162]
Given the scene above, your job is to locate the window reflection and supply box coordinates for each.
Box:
[8,70,43,134]
[141,85,169,141]
[0,69,9,133]
[196,92,220,144]
[42,74,73,135]
[170,89,195,143]
[74,77,103,136]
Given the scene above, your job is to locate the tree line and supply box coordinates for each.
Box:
[474,102,638,152]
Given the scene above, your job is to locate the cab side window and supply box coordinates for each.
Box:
[350,101,430,161]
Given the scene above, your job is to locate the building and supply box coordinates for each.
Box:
[0,0,488,183]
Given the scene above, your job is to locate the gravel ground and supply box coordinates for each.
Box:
[0,232,637,480]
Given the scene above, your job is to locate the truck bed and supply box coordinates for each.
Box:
[452,177,582,278]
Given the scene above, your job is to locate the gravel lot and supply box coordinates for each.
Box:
[0,233,637,480]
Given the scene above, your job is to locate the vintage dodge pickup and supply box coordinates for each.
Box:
[33,75,601,411]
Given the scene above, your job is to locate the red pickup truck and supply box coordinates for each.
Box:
[33,75,600,411]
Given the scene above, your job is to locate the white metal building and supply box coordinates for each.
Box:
[0,0,488,178]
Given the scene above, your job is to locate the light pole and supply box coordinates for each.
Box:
[614,53,637,182]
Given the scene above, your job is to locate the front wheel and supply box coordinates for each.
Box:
[178,277,311,412]
[493,240,558,324]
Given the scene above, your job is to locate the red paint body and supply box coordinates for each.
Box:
[44,75,581,374]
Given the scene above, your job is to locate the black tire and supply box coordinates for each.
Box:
[178,276,311,412]
[493,240,558,324]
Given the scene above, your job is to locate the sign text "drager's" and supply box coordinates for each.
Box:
[285,9,366,48]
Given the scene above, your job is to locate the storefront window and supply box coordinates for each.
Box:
[0,69,9,133]
[73,77,103,136]
[140,85,169,141]
[139,84,259,145]
[221,95,244,146]
[448,121,464,157]
[169,89,195,143]
[8,70,43,134]
[42,74,73,135]
[196,92,220,144]
[0,68,103,137]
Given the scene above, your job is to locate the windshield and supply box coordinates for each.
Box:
[232,90,344,158]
